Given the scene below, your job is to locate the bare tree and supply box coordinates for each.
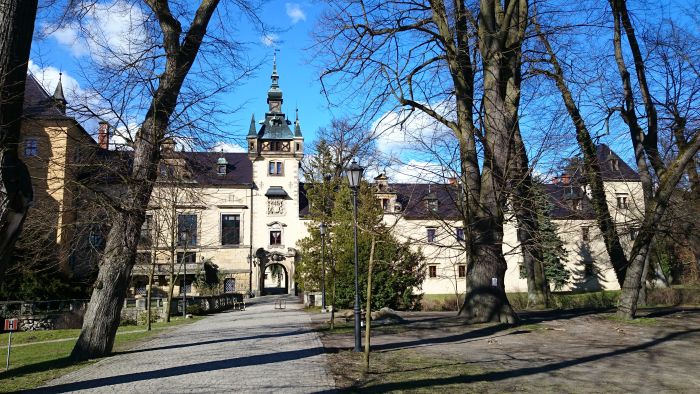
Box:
[0,0,37,274]
[316,0,533,323]
[70,0,255,360]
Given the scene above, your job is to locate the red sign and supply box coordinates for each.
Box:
[4,318,19,331]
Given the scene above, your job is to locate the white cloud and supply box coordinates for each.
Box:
[371,101,454,157]
[46,0,150,65]
[211,142,246,153]
[28,60,83,100]
[385,160,452,183]
[285,3,306,24]
[261,33,279,47]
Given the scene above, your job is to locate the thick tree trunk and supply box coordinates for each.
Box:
[0,0,38,274]
[71,0,221,360]
[70,210,143,359]
[460,218,518,324]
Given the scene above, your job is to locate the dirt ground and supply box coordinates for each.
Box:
[312,308,700,393]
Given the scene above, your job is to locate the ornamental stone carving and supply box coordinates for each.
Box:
[267,199,285,215]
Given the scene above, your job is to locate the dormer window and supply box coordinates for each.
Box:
[427,199,438,211]
[217,156,228,175]
[571,198,581,211]
[611,158,620,171]
[616,194,628,209]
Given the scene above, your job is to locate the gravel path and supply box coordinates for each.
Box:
[37,295,335,393]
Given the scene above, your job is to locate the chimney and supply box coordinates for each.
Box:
[560,174,571,185]
[98,121,109,149]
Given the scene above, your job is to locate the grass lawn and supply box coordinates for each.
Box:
[0,317,201,393]
[328,348,488,393]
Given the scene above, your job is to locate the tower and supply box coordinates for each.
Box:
[248,54,305,296]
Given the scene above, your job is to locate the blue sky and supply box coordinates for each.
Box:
[29,1,334,152]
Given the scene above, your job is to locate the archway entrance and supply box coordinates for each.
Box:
[262,263,288,295]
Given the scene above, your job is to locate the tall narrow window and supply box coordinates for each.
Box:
[24,138,38,157]
[140,215,153,246]
[617,194,628,209]
[458,265,466,278]
[224,278,236,293]
[270,230,282,245]
[456,228,465,241]
[221,214,241,245]
[428,265,437,278]
[268,161,283,175]
[630,227,639,241]
[582,226,590,242]
[426,228,436,243]
[177,214,198,246]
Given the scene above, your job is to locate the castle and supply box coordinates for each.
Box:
[18,62,644,300]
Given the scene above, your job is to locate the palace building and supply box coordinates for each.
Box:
[19,61,644,300]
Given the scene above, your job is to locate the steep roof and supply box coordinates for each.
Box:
[23,73,69,118]
[258,114,294,140]
[596,144,640,181]
[179,152,253,186]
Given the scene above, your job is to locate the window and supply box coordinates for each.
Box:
[426,199,438,212]
[135,281,147,295]
[456,228,465,241]
[24,138,38,157]
[177,214,198,246]
[616,194,628,209]
[381,199,389,212]
[268,161,284,175]
[426,228,436,243]
[221,214,241,245]
[176,252,197,265]
[630,227,639,241]
[582,226,590,242]
[584,260,595,277]
[218,164,227,175]
[224,278,236,293]
[571,199,580,211]
[428,265,437,278]
[140,215,153,245]
[179,279,192,295]
[458,265,466,278]
[611,158,620,171]
[270,230,282,245]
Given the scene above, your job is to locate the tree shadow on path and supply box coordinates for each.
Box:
[320,328,700,393]
[27,346,328,393]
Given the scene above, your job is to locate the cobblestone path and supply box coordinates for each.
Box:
[38,295,335,393]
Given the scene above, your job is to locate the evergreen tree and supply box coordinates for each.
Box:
[296,142,426,310]
[533,184,570,290]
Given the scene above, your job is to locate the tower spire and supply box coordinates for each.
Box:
[53,72,67,114]
[294,107,302,137]
[267,50,283,112]
[248,113,257,136]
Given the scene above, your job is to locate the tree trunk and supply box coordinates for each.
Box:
[70,211,143,359]
[534,22,630,286]
[460,219,518,324]
[0,0,37,275]
[71,0,221,360]
[511,128,549,308]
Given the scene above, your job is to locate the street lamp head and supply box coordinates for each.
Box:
[319,222,327,236]
[346,159,364,189]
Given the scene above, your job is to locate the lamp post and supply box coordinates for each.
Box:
[346,159,364,352]
[319,222,327,313]
[179,228,190,318]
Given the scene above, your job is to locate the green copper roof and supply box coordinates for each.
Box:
[258,113,294,140]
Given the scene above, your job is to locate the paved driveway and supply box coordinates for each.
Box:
[37,295,335,393]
